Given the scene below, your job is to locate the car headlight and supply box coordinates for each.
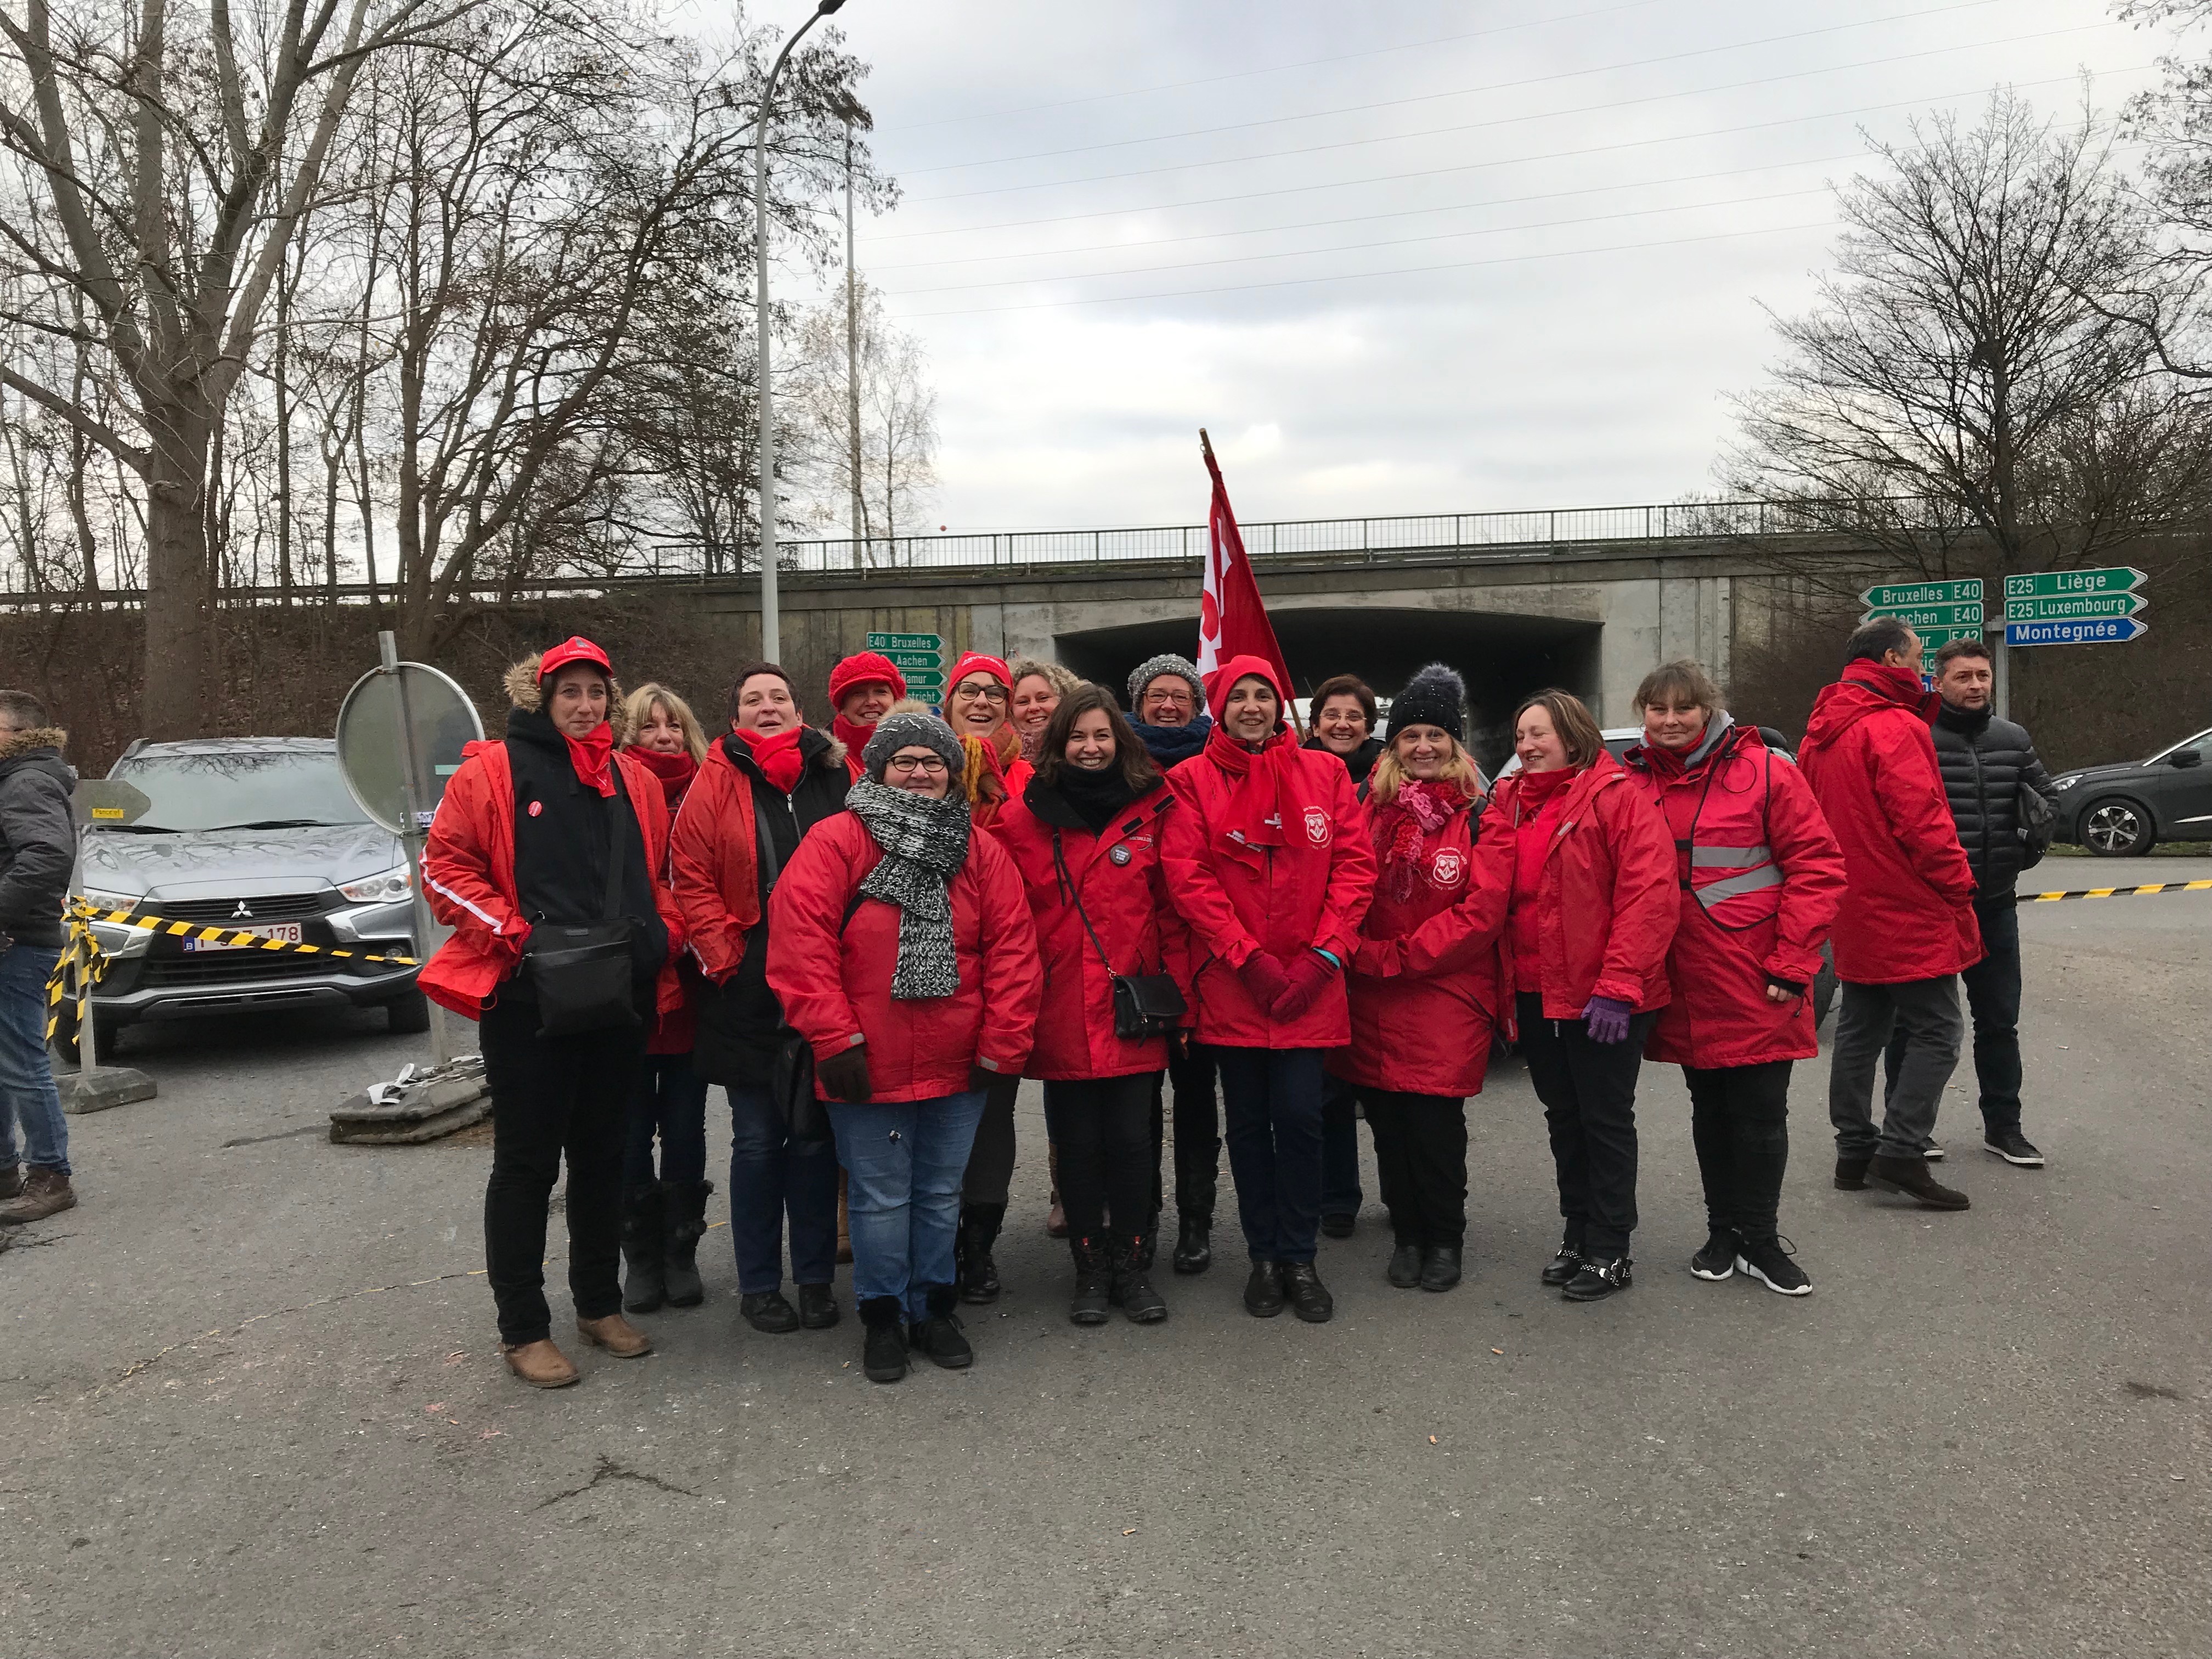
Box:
[337,867,413,904]
[2052,775,2080,792]
[76,887,143,915]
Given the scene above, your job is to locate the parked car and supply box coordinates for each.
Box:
[58,737,425,1059]
[2050,726,2212,857]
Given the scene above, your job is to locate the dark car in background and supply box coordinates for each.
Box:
[60,737,426,1057]
[2051,726,2212,857]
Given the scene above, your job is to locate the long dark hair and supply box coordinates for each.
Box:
[1034,682,1161,794]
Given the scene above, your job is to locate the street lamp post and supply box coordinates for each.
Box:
[754,0,847,662]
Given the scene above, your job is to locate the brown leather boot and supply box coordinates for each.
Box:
[501,1339,580,1389]
[0,1167,75,1224]
[0,1164,22,1203]
[575,1313,653,1357]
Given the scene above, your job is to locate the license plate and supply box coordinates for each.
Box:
[183,922,304,951]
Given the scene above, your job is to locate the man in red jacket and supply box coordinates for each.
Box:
[1797,617,1983,1211]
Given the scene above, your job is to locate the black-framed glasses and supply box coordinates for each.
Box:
[886,755,951,776]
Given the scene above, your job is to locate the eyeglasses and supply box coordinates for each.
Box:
[951,683,1008,703]
[886,755,950,776]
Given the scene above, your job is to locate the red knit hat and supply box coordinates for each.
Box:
[538,636,613,680]
[945,651,1013,696]
[827,651,907,707]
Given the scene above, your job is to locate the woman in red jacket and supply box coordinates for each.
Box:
[940,650,1034,1300]
[1621,661,1846,1296]
[1160,654,1377,1324]
[420,637,687,1389]
[996,684,1188,1326]
[1488,689,1676,1304]
[1330,666,1511,1294]
[613,683,713,1317]
[765,712,1041,1385]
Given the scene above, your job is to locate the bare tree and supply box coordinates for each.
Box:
[795,275,935,562]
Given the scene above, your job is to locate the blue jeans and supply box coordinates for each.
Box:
[727,1083,839,1294]
[830,1091,985,1321]
[1321,1071,1363,1219]
[0,945,67,1176]
[1215,1047,1325,1263]
[622,1051,709,1186]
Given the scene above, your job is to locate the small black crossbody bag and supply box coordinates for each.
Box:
[522,765,641,1039]
[1053,832,1186,1040]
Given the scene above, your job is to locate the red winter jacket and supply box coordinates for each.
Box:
[1327,788,1513,1098]
[1159,724,1377,1048]
[995,777,1191,1081]
[419,741,687,1022]
[1487,750,1678,1027]
[1796,661,1983,984]
[763,811,1042,1102]
[1622,720,1848,1068]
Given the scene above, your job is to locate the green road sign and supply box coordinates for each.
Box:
[883,650,941,670]
[1861,578,1983,608]
[2003,591,2147,624]
[2002,567,2146,600]
[867,631,943,653]
[1910,623,1986,651]
[902,670,946,689]
[1862,601,1984,629]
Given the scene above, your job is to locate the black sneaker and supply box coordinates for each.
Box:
[741,1290,800,1334]
[857,1296,906,1384]
[1279,1260,1334,1323]
[1243,1260,1286,1317]
[1561,1255,1633,1302]
[1984,1130,2045,1167]
[1690,1231,1739,1281]
[906,1287,973,1369]
[1386,1242,1423,1289]
[1735,1235,1812,1296]
[1320,1212,1356,1239]
[1539,1239,1584,1288]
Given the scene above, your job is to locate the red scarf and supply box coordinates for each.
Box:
[1373,776,1460,904]
[832,713,877,758]
[563,721,617,798]
[960,724,1023,826]
[1202,721,1302,873]
[733,724,806,794]
[628,744,697,810]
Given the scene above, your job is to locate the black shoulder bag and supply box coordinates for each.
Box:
[523,766,642,1039]
[755,805,855,1144]
[1053,831,1187,1040]
[2016,777,2056,871]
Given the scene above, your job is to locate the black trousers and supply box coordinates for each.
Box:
[1355,1087,1468,1246]
[961,1071,1023,1207]
[1684,1059,1792,1243]
[1042,1074,1160,1245]
[479,994,645,1346]
[1515,992,1654,1259]
[1159,1040,1221,1223]
[1214,1046,1325,1263]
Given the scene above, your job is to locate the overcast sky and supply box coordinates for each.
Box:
[746,0,2174,534]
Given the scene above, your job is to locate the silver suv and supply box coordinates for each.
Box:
[66,737,425,1054]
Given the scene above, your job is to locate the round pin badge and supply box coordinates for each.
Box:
[1109,844,1133,865]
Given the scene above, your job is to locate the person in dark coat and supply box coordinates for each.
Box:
[1883,638,2058,1170]
[0,690,77,1226]
[1305,673,1386,791]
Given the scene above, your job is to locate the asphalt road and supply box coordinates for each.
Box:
[3,857,2207,1658]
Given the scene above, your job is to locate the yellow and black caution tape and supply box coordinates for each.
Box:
[2028,878,2212,902]
[44,899,418,1040]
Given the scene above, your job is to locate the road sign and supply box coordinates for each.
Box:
[1911,624,1986,651]
[2002,567,2146,600]
[1860,601,1984,630]
[867,630,942,654]
[902,670,946,690]
[336,658,483,835]
[1861,578,1983,609]
[2004,591,2147,624]
[883,650,941,670]
[2004,617,2150,647]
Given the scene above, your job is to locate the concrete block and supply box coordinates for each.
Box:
[329,1057,491,1145]
[58,1067,158,1115]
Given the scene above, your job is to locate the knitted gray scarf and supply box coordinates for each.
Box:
[846,781,973,1000]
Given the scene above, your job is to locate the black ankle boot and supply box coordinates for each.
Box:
[620,1183,666,1313]
[797,1283,840,1329]
[1418,1243,1463,1293]
[1386,1240,1423,1289]
[858,1296,906,1383]
[1173,1213,1212,1276]
[1112,1234,1168,1324]
[908,1285,974,1368]
[1068,1236,1110,1325]
[1279,1260,1334,1323]
[957,1204,1005,1304]
[661,1178,714,1308]
[1540,1233,1585,1288]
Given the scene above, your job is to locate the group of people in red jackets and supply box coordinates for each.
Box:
[423,618,1990,1391]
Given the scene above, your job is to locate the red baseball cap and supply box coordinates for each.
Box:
[538,636,613,680]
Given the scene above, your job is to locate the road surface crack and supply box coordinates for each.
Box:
[536,1454,701,1509]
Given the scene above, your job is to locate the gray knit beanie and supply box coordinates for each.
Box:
[861,710,964,782]
[1126,652,1205,710]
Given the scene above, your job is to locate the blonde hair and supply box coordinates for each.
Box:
[620,682,708,763]
[1007,657,1080,699]
[1368,731,1483,808]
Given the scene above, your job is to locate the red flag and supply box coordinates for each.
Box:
[1196,430,1291,697]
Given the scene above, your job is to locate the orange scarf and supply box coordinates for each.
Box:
[960,724,1022,825]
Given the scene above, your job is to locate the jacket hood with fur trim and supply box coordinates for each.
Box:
[0,725,68,766]
[503,652,629,742]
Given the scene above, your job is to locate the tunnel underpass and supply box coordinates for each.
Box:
[1054,607,1601,774]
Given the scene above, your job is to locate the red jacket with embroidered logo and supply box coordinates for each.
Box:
[1622,721,1847,1068]
[419,741,687,1022]
[1795,660,1982,984]
[1486,749,1678,1028]
[1328,787,1513,1097]
[763,811,1041,1102]
[1159,658,1377,1049]
[995,776,1192,1081]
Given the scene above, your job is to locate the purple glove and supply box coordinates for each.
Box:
[1270,950,1339,1022]
[1580,995,1634,1045]
[1237,952,1291,1009]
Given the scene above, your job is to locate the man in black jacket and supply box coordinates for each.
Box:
[1888,640,2056,1169]
[0,689,78,1223]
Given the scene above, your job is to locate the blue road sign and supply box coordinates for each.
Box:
[2003,617,2149,647]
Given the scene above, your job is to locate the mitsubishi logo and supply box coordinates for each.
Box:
[232,900,254,921]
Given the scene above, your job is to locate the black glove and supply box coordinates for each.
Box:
[967,1064,1001,1094]
[816,1046,872,1103]
[1765,975,1807,997]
